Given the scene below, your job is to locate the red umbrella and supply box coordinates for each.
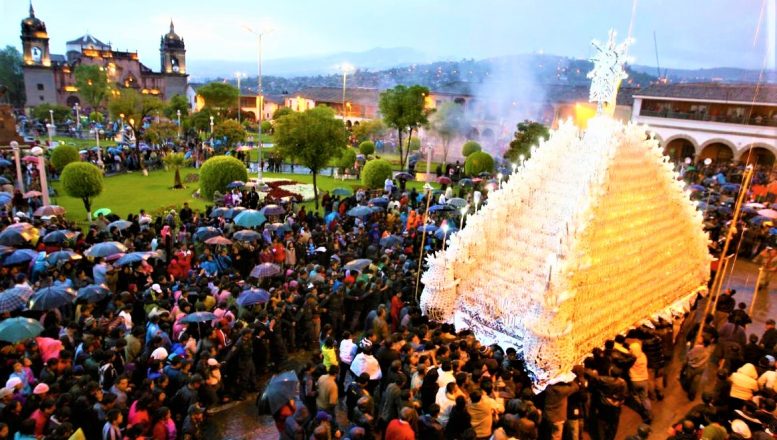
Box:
[437,176,452,185]
[22,156,38,164]
[205,236,233,246]
[23,191,42,198]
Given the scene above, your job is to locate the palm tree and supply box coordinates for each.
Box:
[163,152,189,189]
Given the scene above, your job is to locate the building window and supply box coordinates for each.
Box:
[37,84,44,91]
[39,96,44,101]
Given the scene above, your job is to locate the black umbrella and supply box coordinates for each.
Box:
[261,370,300,414]
[0,229,29,247]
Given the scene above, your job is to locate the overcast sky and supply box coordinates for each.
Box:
[1,0,773,71]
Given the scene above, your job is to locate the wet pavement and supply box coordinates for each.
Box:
[207,260,770,439]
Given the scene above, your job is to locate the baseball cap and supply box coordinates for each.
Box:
[33,383,49,395]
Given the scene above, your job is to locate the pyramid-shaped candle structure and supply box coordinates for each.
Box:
[420,117,710,390]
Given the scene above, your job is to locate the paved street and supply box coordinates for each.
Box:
[206,260,770,439]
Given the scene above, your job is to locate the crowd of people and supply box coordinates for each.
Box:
[0,147,776,440]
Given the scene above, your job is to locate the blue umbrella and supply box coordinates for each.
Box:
[429,204,456,213]
[0,317,44,343]
[234,210,267,228]
[42,230,76,245]
[227,181,246,189]
[369,197,389,207]
[261,204,286,216]
[332,188,352,197]
[688,184,706,192]
[194,227,223,241]
[210,207,229,218]
[324,212,339,225]
[29,286,76,311]
[769,228,777,236]
[225,206,246,219]
[750,216,771,225]
[179,311,218,324]
[250,263,281,278]
[0,229,29,247]
[380,235,403,248]
[0,246,14,258]
[417,224,438,233]
[0,159,12,167]
[395,172,414,181]
[266,223,292,236]
[458,178,474,187]
[261,370,300,415]
[347,206,372,217]
[721,183,741,193]
[46,250,82,265]
[447,198,467,208]
[344,258,372,271]
[0,177,10,185]
[369,206,383,213]
[108,220,133,231]
[233,230,261,242]
[77,284,111,303]
[236,288,270,307]
[85,241,127,258]
[0,194,11,206]
[115,252,152,266]
[0,287,34,313]
[435,227,458,240]
[3,249,38,266]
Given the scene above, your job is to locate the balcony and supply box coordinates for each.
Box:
[639,109,777,127]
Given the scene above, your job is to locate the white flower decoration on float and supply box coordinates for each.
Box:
[420,33,711,392]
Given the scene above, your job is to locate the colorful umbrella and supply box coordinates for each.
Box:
[757,209,777,219]
[369,197,389,207]
[42,230,76,245]
[0,287,34,313]
[108,220,133,231]
[380,235,403,248]
[234,210,267,228]
[347,206,372,217]
[0,317,44,343]
[33,205,66,217]
[115,252,154,266]
[93,208,112,218]
[77,284,111,303]
[23,190,42,198]
[344,258,372,271]
[209,207,229,218]
[227,181,246,189]
[260,204,286,216]
[233,230,261,242]
[417,224,438,233]
[84,241,127,258]
[236,288,270,307]
[447,198,467,208]
[395,172,414,181]
[458,178,474,187]
[225,207,246,219]
[250,263,281,278]
[179,311,218,324]
[332,188,352,196]
[194,227,223,241]
[437,176,452,185]
[0,229,29,247]
[29,286,76,310]
[205,236,233,246]
[0,159,12,167]
[429,204,456,213]
[3,249,38,266]
[46,250,82,265]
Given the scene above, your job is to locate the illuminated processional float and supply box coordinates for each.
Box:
[420,31,711,391]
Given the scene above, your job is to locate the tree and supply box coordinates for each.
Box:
[108,89,164,168]
[50,145,80,172]
[213,119,246,148]
[196,82,238,111]
[163,152,189,188]
[359,141,375,156]
[272,107,293,120]
[89,111,104,123]
[462,140,482,157]
[73,64,109,109]
[337,148,357,172]
[275,106,347,210]
[143,121,178,146]
[379,85,430,170]
[163,94,189,120]
[429,102,469,163]
[200,155,248,199]
[31,103,70,124]
[352,119,387,143]
[0,46,25,108]
[504,120,549,163]
[361,159,393,189]
[60,162,103,221]
[186,109,217,132]
[464,151,495,176]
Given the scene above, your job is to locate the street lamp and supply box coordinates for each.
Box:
[119,113,125,136]
[73,103,81,137]
[340,63,354,119]
[31,146,49,206]
[244,24,275,184]
[176,109,182,139]
[91,128,105,169]
[47,109,54,145]
[10,141,23,191]
[209,116,214,136]
[235,72,245,123]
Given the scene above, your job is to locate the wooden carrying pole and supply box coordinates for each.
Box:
[414,184,435,301]
[750,266,765,315]
[695,166,754,344]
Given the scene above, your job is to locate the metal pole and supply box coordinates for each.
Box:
[237,73,241,124]
[48,110,54,145]
[414,184,435,301]
[695,166,754,343]
[37,155,50,206]
[257,34,263,184]
[750,266,765,315]
[95,129,103,169]
[10,142,23,191]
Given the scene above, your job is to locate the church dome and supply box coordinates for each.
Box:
[21,4,46,36]
[161,21,184,49]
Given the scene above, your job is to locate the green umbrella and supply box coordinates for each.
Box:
[0,317,44,343]
[93,208,112,218]
[332,188,352,197]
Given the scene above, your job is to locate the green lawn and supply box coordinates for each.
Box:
[50,135,117,149]
[51,167,438,223]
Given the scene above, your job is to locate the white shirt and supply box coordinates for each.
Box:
[435,387,457,426]
[150,347,169,361]
[339,339,357,365]
[350,353,382,380]
[118,310,133,330]
[436,368,455,389]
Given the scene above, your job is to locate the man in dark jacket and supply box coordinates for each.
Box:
[418,404,444,440]
[543,380,580,440]
[762,319,777,353]
[641,327,666,401]
[590,369,628,440]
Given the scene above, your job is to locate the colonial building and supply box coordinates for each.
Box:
[284,87,381,126]
[20,3,188,109]
[631,83,777,164]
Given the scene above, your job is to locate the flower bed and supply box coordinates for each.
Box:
[254,178,316,202]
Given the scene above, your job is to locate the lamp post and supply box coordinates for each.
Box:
[73,103,81,138]
[47,109,54,146]
[10,141,23,191]
[340,63,353,119]
[209,116,214,136]
[31,146,49,206]
[119,113,125,137]
[176,109,181,139]
[244,25,274,184]
[91,128,104,169]
[235,72,244,123]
